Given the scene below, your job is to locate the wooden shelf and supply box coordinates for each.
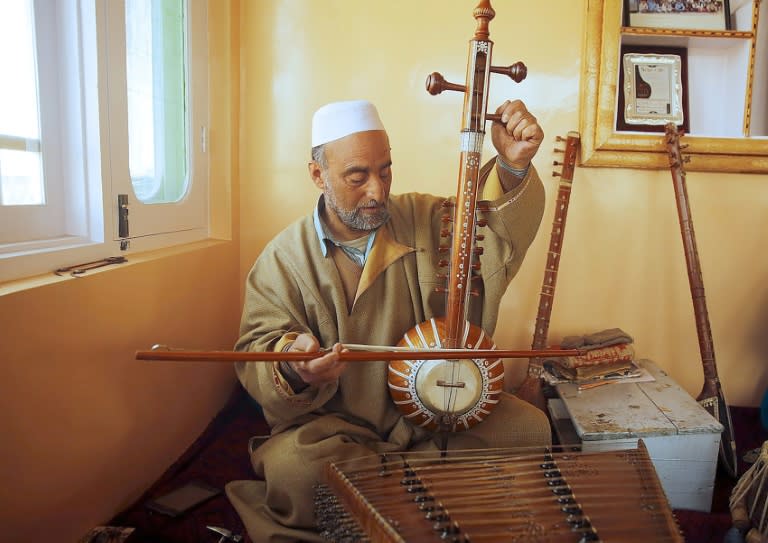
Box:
[621,26,753,39]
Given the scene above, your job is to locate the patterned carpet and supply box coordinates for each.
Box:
[109,386,767,543]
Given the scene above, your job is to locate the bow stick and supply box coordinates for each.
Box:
[136,344,583,363]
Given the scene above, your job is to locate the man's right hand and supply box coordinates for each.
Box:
[283,333,348,386]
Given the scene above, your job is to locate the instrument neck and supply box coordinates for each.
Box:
[444,37,493,348]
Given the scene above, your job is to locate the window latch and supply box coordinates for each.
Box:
[118,194,129,238]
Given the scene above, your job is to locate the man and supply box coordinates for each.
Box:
[227,99,549,542]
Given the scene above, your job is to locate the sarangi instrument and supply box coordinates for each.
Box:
[386,0,531,434]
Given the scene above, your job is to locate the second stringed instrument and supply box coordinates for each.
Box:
[665,122,738,477]
[515,132,580,411]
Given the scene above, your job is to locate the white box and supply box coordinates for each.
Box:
[548,359,723,512]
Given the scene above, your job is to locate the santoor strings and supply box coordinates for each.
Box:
[316,443,685,543]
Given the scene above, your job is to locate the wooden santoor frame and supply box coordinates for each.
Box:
[579,0,768,173]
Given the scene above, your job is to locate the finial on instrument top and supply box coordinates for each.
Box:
[473,0,495,40]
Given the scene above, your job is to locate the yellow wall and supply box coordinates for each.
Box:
[0,2,240,542]
[240,0,768,408]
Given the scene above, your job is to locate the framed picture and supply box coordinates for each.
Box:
[624,0,730,31]
[616,45,689,133]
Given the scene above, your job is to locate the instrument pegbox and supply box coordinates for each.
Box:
[424,1,527,125]
[426,67,527,125]
[665,126,691,170]
[552,135,579,178]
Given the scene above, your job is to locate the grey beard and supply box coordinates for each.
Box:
[325,190,390,232]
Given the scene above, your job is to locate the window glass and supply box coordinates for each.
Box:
[0,0,44,206]
[125,0,188,204]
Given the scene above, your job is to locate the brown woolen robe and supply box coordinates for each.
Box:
[227,165,550,542]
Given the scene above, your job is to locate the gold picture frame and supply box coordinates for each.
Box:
[580,0,766,173]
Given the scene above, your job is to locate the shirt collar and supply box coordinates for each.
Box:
[313,196,377,264]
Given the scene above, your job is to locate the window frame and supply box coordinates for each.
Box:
[0,0,209,284]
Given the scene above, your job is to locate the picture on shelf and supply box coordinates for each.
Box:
[624,0,731,30]
[616,45,689,134]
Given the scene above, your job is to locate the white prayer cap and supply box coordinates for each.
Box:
[311,100,386,147]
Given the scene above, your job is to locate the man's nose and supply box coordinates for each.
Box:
[365,176,387,201]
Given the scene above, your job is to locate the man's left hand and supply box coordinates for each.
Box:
[490,99,543,169]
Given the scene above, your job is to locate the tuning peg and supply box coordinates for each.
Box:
[441,215,453,223]
[475,234,485,241]
[441,200,455,208]
[473,247,484,256]
[552,171,562,177]
[489,62,527,83]
[475,218,488,227]
[426,72,466,95]
[440,228,452,237]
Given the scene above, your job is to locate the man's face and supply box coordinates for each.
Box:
[309,130,392,240]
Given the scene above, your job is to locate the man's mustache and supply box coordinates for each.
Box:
[357,200,385,210]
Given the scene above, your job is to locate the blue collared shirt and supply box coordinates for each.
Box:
[313,197,377,266]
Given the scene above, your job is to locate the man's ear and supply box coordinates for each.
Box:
[308,161,325,189]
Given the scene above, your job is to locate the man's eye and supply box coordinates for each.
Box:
[346,176,366,185]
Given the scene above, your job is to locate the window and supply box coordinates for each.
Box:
[0,0,209,283]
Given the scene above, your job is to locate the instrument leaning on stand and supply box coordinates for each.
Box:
[315,440,684,543]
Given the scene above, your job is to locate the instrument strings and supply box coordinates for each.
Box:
[316,443,684,542]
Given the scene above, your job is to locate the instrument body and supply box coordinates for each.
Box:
[665,122,738,477]
[387,318,504,432]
